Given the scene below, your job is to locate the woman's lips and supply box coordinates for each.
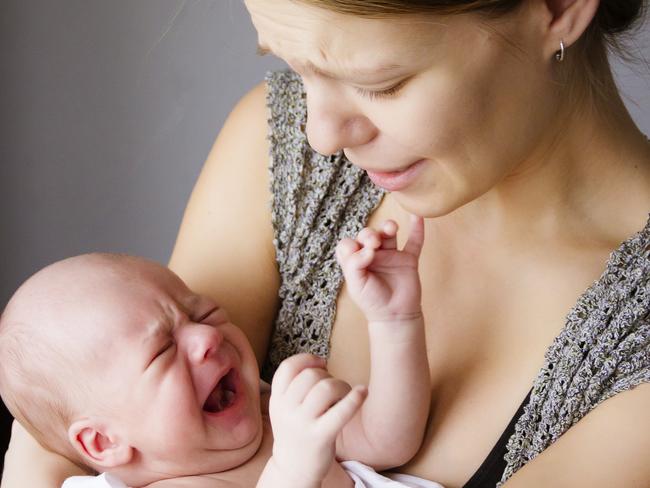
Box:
[365,159,426,191]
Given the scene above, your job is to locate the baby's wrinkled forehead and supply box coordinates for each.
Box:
[6,254,178,351]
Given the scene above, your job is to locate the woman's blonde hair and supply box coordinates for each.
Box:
[297,0,646,106]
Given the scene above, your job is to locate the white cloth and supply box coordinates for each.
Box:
[62,461,445,488]
[62,473,127,488]
[342,461,445,488]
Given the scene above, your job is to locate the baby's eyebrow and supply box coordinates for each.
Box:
[141,320,169,347]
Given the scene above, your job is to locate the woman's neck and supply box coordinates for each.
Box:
[453,77,650,247]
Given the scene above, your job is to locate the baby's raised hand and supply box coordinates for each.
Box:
[268,354,367,486]
[336,216,424,323]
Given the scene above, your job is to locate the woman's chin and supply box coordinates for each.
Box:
[390,190,455,219]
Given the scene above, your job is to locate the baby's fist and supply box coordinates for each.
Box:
[336,216,424,322]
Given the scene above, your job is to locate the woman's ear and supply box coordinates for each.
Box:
[541,0,599,58]
[68,418,133,469]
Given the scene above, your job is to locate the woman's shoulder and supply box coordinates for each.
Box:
[169,79,279,364]
[501,214,650,484]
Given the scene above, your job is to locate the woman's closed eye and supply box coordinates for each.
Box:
[354,78,409,101]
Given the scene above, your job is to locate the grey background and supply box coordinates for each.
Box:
[0,0,648,470]
[0,0,285,308]
[1,1,649,307]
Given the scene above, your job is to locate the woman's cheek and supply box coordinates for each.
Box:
[396,95,465,159]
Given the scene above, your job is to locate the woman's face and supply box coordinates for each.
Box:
[245,0,560,217]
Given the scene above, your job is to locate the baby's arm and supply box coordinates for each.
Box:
[334,217,431,470]
[257,354,367,488]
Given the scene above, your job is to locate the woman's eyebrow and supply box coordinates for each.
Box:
[303,60,405,80]
[256,43,405,81]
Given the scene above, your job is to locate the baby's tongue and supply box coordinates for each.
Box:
[204,384,234,413]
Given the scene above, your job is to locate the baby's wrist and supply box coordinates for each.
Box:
[367,310,424,325]
[268,453,323,488]
[367,312,425,338]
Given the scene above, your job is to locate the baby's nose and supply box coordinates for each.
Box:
[181,324,223,364]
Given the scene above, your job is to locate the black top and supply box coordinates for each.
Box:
[462,389,532,488]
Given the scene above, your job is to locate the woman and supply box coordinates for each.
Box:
[3,0,649,486]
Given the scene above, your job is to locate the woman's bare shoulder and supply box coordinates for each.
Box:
[503,382,650,487]
[169,81,278,364]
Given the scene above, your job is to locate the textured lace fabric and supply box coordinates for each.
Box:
[499,215,650,485]
[262,70,385,380]
[264,70,650,485]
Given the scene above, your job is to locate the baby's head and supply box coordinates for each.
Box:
[0,254,263,486]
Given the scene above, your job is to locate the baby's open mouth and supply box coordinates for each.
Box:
[203,369,237,413]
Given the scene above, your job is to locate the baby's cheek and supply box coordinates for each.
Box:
[146,405,202,457]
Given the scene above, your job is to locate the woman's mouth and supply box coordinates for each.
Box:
[365,159,426,191]
[203,369,238,414]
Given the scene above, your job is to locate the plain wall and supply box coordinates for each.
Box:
[0,0,648,474]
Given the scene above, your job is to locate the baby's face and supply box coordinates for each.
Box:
[75,259,264,477]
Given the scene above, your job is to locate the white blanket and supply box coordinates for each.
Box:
[62,473,127,488]
[342,461,445,488]
[62,462,445,488]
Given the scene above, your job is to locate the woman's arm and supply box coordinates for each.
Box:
[503,383,650,487]
[1,420,89,488]
[169,81,279,365]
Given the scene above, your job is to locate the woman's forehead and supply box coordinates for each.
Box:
[247,0,448,78]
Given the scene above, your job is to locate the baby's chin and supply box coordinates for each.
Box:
[133,421,265,487]
[201,397,265,472]
[204,424,264,477]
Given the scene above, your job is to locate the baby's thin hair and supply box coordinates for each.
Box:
[0,252,165,469]
[0,292,91,466]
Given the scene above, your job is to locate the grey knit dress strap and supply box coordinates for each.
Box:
[262,70,385,380]
[499,215,650,484]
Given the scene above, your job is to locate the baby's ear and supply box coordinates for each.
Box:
[68,418,133,469]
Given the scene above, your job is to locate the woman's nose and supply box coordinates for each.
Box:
[178,323,223,365]
[304,84,377,156]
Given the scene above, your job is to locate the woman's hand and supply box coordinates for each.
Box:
[336,216,425,323]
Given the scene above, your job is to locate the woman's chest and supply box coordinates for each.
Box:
[327,217,611,487]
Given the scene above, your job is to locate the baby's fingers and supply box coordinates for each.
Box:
[379,220,398,250]
[357,228,381,250]
[335,238,361,264]
[301,378,352,419]
[403,214,425,257]
[272,354,327,396]
[337,238,375,282]
[285,367,331,405]
[318,386,368,436]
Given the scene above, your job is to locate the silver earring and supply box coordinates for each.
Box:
[555,39,565,62]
